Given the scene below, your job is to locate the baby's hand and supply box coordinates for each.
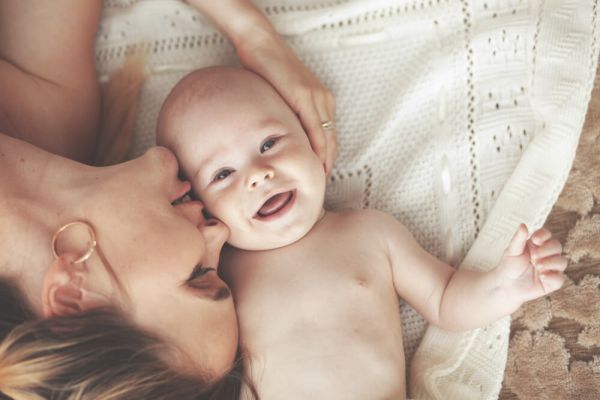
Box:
[496,224,567,305]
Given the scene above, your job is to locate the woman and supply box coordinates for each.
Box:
[0,0,335,398]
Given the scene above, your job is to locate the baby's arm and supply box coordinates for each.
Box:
[382,214,567,331]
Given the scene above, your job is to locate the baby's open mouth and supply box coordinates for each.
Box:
[255,190,295,219]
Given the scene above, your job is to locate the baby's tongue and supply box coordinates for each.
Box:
[258,192,290,217]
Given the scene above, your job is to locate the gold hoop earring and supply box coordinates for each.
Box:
[51,221,97,264]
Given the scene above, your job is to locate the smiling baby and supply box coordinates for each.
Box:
[157,67,566,400]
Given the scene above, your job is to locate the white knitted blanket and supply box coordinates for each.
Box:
[95,1,599,398]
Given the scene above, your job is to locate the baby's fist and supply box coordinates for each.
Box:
[500,224,567,302]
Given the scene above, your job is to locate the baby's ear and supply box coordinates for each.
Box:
[41,254,110,318]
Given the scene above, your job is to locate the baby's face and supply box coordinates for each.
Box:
[172,72,326,250]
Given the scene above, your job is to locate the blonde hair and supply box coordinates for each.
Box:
[0,278,254,400]
[94,51,147,166]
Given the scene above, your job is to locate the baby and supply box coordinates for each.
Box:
[157,67,567,399]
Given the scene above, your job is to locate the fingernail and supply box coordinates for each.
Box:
[539,273,546,281]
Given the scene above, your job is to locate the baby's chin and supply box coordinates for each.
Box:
[228,214,322,251]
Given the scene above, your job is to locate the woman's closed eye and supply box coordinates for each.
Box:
[186,264,214,285]
[185,265,231,300]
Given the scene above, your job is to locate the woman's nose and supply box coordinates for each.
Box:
[247,166,274,190]
[144,146,179,177]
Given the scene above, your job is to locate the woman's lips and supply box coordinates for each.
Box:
[170,180,191,203]
[254,190,296,220]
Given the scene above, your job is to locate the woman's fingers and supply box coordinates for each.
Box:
[314,91,337,175]
[323,92,338,175]
[235,31,337,175]
[323,128,338,176]
[299,96,328,166]
[291,83,338,176]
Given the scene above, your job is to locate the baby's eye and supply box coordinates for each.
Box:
[260,137,277,153]
[213,168,233,182]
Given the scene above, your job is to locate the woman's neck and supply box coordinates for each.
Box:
[0,133,92,313]
[1,133,91,202]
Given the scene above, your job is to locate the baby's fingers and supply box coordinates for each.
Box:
[530,227,552,246]
[539,271,565,294]
[530,238,563,262]
[534,254,568,273]
[505,224,529,257]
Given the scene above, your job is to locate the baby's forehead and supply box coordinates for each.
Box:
[182,78,222,106]
[169,72,288,154]
[175,108,261,164]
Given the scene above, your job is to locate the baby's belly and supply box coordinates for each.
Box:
[242,281,407,400]
[252,335,406,400]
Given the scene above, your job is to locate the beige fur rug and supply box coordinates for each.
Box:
[499,62,600,399]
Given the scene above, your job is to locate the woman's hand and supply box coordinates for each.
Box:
[236,31,338,175]
[185,0,338,175]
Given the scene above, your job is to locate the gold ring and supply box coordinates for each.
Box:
[321,120,334,130]
[51,221,97,264]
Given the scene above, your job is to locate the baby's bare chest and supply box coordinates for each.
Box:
[226,233,404,345]
[225,232,407,399]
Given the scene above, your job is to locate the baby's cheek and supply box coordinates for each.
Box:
[190,188,215,216]
[202,201,220,220]
[226,227,259,251]
[204,200,232,224]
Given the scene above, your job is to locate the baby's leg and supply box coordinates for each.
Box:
[0,1,102,163]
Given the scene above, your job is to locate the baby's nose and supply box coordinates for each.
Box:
[247,168,274,190]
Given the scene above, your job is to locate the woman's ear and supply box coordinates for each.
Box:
[41,253,111,318]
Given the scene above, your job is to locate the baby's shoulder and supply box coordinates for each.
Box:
[334,207,398,223]
[326,208,408,237]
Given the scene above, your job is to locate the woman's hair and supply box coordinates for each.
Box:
[0,278,255,400]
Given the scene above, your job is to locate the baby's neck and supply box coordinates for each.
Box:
[280,206,329,249]
[270,207,330,251]
[316,207,328,224]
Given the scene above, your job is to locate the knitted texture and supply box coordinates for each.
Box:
[95,1,600,398]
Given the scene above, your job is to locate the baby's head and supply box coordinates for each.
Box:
[157,67,326,250]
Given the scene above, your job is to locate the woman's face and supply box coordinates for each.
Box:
[84,146,238,379]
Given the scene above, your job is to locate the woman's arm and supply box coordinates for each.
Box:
[185,0,338,174]
[0,1,102,163]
